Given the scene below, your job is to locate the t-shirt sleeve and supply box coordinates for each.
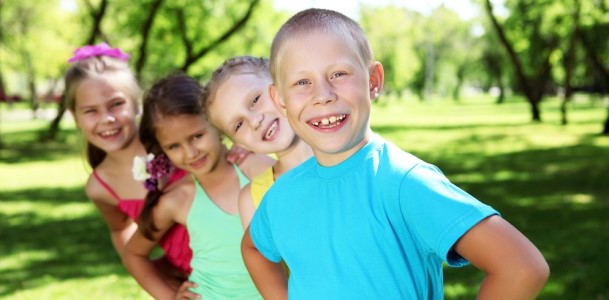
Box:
[399,163,499,267]
[249,195,282,263]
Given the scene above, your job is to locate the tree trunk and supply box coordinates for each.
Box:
[45,0,108,140]
[601,107,609,135]
[134,0,164,81]
[561,4,580,125]
[484,0,558,122]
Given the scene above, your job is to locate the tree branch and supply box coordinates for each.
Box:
[135,0,165,79]
[180,0,260,71]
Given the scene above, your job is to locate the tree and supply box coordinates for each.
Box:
[484,0,566,122]
[45,0,109,140]
[44,0,263,140]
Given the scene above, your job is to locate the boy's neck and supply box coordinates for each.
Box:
[314,129,374,167]
[274,139,313,178]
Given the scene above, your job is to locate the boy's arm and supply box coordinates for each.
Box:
[454,215,550,300]
[241,227,287,299]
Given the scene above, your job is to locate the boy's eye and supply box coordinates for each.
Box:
[235,121,243,132]
[332,72,347,79]
[83,109,96,114]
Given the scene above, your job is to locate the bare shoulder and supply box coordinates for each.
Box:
[238,183,256,229]
[156,176,196,225]
[239,153,276,179]
[84,173,116,206]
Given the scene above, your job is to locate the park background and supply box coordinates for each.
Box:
[1,0,608,299]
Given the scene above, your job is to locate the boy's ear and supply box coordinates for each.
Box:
[369,62,384,100]
[269,84,287,117]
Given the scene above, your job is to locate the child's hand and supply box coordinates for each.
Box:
[226,144,252,165]
[174,281,200,300]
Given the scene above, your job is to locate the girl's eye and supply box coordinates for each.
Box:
[110,100,126,108]
[83,109,96,114]
[295,79,310,86]
[235,121,243,132]
[251,95,260,106]
[166,144,179,151]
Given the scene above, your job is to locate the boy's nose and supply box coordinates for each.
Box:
[313,80,336,105]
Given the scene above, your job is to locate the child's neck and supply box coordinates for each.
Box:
[101,137,146,168]
[274,138,313,179]
[192,155,234,187]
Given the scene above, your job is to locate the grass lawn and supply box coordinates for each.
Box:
[1,95,608,299]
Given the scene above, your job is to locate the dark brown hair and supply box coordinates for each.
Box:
[138,72,204,240]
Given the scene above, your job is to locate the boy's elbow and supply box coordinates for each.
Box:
[517,258,550,294]
[530,259,550,288]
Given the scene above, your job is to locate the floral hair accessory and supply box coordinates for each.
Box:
[68,42,130,63]
[132,153,175,191]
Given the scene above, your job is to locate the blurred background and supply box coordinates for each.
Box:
[1,0,608,132]
[1,0,608,299]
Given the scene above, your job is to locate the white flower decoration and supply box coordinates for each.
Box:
[132,153,154,182]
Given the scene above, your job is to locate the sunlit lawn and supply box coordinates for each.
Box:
[1,94,607,299]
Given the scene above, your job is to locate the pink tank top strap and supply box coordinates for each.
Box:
[92,170,122,202]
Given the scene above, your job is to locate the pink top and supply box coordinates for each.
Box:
[93,168,193,274]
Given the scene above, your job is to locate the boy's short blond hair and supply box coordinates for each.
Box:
[270,8,374,89]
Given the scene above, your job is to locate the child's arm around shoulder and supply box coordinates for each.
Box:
[454,215,549,299]
[238,183,256,229]
[84,174,136,257]
[238,152,276,179]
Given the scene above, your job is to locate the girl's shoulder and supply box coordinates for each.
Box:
[156,175,196,224]
[84,171,117,206]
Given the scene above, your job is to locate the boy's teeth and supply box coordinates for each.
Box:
[312,114,345,127]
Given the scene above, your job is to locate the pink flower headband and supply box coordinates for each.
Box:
[67,42,130,63]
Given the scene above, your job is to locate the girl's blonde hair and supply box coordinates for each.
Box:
[200,56,270,130]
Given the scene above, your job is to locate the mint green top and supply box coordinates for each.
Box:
[187,165,261,299]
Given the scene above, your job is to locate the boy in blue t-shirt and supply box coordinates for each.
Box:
[241,8,550,299]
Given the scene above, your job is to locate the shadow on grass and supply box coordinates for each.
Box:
[0,128,81,164]
[0,186,126,297]
[431,141,609,299]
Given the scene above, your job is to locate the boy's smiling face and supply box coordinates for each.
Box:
[271,30,383,166]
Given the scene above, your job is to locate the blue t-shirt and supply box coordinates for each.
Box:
[250,134,498,299]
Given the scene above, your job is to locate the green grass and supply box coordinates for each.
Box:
[1,95,608,299]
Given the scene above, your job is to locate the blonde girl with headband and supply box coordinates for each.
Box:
[64,43,194,288]
[123,73,273,299]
